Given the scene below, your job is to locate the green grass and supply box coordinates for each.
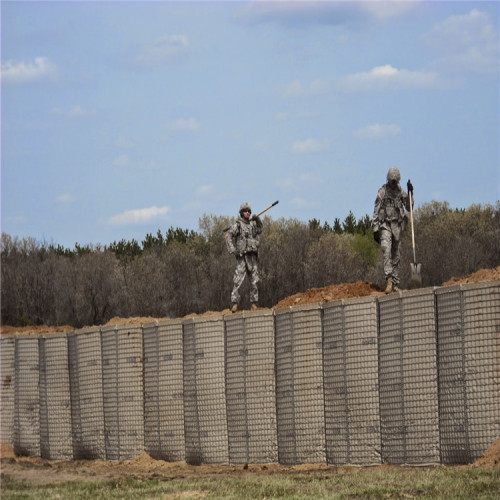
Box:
[2,466,499,499]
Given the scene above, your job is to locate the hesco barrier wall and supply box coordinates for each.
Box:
[2,280,499,465]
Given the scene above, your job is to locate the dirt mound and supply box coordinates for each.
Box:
[0,324,74,335]
[2,266,499,335]
[473,438,500,467]
[442,266,500,286]
[274,281,384,309]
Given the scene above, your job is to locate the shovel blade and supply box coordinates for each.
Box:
[409,263,422,288]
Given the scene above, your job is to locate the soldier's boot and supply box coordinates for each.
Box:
[231,303,238,313]
[385,277,393,294]
[251,303,258,311]
[392,282,401,292]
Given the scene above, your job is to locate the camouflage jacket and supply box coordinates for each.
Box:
[225,216,263,256]
[372,184,411,232]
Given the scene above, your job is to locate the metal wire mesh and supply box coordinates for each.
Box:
[67,327,106,459]
[225,310,278,465]
[143,320,185,461]
[182,315,228,464]
[13,336,40,457]
[1,334,15,446]
[101,324,144,460]
[323,297,381,465]
[378,288,440,464]
[436,281,500,464]
[275,304,325,465]
[39,334,73,460]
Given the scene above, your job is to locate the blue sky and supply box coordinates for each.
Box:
[2,0,499,248]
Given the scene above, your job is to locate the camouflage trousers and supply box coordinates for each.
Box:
[231,253,259,304]
[380,222,402,285]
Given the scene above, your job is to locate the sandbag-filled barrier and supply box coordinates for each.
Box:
[2,280,499,465]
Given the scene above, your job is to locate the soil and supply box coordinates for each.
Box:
[1,266,499,483]
[2,266,498,336]
[1,438,499,485]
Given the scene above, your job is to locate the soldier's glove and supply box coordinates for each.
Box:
[373,230,380,244]
[407,180,414,195]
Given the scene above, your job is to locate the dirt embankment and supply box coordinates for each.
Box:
[1,266,499,336]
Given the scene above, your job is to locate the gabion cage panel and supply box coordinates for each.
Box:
[39,334,73,460]
[13,336,40,457]
[68,327,105,459]
[224,310,278,465]
[143,320,185,461]
[436,281,500,464]
[183,315,228,465]
[322,297,381,465]
[275,304,325,465]
[1,334,15,446]
[378,288,440,465]
[101,324,144,460]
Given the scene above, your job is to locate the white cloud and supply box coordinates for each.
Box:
[197,184,215,195]
[1,56,58,84]
[112,34,190,69]
[280,79,329,98]
[113,154,130,167]
[52,105,96,118]
[109,206,170,225]
[56,193,75,203]
[338,64,441,91]
[423,9,499,75]
[115,137,138,149]
[291,138,330,154]
[354,123,402,140]
[276,172,318,191]
[166,117,201,133]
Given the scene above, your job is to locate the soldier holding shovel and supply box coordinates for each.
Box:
[372,167,414,293]
[225,201,278,312]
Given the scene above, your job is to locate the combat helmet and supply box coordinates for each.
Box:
[387,166,401,183]
[239,202,251,216]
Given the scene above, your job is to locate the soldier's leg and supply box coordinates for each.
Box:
[390,224,402,287]
[249,261,259,304]
[380,228,394,279]
[230,258,247,304]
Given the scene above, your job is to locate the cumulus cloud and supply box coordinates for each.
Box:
[1,56,58,84]
[51,105,96,118]
[56,193,75,203]
[166,118,201,133]
[338,64,441,91]
[112,34,190,69]
[276,172,318,191]
[291,138,330,154]
[353,123,402,140]
[109,206,170,225]
[423,9,499,75]
[113,154,130,167]
[197,184,215,195]
[279,79,329,98]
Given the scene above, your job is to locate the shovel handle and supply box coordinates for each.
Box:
[223,200,279,233]
[254,200,279,219]
[408,188,417,265]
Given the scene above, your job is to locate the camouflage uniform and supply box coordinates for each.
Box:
[226,203,263,307]
[372,167,412,291]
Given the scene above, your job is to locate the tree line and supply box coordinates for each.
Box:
[1,201,499,329]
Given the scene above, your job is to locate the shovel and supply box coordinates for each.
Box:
[223,200,279,233]
[407,181,422,288]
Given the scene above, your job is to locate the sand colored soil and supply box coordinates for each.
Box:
[1,438,499,485]
[1,266,499,336]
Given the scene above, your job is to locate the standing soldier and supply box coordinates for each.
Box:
[225,202,263,312]
[372,167,414,293]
